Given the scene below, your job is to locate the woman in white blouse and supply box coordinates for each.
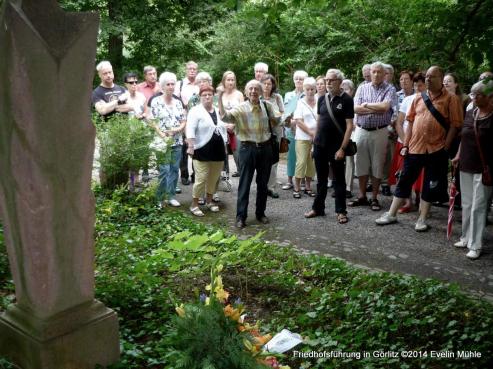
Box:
[186,85,229,216]
[292,77,317,198]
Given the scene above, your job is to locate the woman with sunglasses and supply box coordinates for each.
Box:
[123,72,146,119]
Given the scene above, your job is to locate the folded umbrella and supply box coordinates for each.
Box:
[447,174,459,240]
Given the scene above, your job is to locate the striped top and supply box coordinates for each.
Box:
[222,100,281,143]
[354,81,396,129]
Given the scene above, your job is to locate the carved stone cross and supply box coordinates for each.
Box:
[0,1,119,368]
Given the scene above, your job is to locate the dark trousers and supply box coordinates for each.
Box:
[394,149,449,203]
[236,142,273,221]
[312,145,347,215]
[180,140,190,180]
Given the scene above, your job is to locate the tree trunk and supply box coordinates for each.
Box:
[107,0,123,78]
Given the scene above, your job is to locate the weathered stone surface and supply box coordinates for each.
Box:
[0,1,119,367]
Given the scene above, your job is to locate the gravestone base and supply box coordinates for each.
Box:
[0,300,119,369]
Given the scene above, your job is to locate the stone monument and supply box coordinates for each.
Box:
[0,1,120,368]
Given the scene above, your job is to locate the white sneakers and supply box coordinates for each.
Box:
[375,212,397,225]
[454,239,481,259]
[168,199,181,207]
[466,249,481,259]
[453,239,467,248]
[414,218,429,232]
[375,213,429,233]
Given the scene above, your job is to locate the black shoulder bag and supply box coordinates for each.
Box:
[263,101,280,165]
[324,93,357,156]
[421,92,449,132]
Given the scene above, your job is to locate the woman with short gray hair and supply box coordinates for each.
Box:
[187,71,214,110]
[451,80,493,259]
[293,77,317,198]
[282,70,308,190]
[148,72,186,207]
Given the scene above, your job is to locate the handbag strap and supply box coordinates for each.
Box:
[324,93,344,135]
[421,91,449,132]
[472,109,488,171]
[300,99,317,122]
[262,101,275,138]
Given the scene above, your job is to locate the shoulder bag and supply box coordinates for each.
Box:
[263,101,280,164]
[472,110,493,186]
[421,92,449,132]
[324,93,357,156]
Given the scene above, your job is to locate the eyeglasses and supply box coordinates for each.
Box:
[470,93,484,98]
[324,78,340,83]
[126,80,138,84]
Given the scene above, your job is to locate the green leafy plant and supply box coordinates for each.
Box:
[2,186,493,369]
[166,264,288,369]
[96,114,154,189]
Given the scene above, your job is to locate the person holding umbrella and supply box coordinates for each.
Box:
[451,79,493,259]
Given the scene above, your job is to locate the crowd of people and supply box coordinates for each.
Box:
[91,59,493,260]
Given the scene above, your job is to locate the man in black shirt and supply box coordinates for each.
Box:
[92,60,132,119]
[305,69,354,224]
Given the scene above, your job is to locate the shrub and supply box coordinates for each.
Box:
[96,114,154,189]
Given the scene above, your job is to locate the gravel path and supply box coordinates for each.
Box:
[94,154,493,300]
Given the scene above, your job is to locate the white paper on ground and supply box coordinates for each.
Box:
[264,329,303,353]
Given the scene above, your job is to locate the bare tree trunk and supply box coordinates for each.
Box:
[108,0,123,78]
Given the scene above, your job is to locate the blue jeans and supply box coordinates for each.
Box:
[156,145,182,201]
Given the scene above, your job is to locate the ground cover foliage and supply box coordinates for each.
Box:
[1,187,493,368]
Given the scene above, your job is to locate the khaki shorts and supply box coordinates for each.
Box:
[354,126,388,179]
[295,140,315,178]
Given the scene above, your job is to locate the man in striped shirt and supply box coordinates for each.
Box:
[218,80,281,228]
[349,61,397,212]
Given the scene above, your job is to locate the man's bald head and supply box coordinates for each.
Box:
[479,71,493,81]
[425,66,444,93]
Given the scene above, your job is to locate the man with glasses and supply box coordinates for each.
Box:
[175,61,199,107]
[92,60,132,119]
[304,69,354,224]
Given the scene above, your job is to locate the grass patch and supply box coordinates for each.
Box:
[0,186,492,368]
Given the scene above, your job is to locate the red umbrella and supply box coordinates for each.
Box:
[447,174,459,240]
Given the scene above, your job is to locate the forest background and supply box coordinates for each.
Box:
[10,0,490,93]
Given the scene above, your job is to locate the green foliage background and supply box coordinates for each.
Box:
[53,0,493,92]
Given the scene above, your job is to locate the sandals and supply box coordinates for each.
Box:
[190,206,204,217]
[304,209,325,218]
[206,203,220,212]
[337,213,349,224]
[282,183,294,190]
[304,189,316,197]
[369,199,381,211]
[293,191,301,199]
[348,197,369,207]
[198,198,205,205]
